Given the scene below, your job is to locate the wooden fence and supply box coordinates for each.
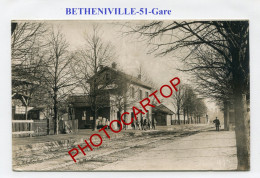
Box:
[12,120,34,137]
[12,119,78,137]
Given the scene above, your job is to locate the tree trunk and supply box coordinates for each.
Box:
[187,108,189,124]
[224,101,230,131]
[123,89,127,129]
[177,109,180,125]
[224,102,227,130]
[183,109,186,124]
[92,77,98,131]
[53,89,58,135]
[21,96,29,120]
[232,47,250,170]
[93,96,98,131]
[233,91,250,170]
[25,105,28,120]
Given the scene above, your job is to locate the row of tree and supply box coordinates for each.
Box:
[11,22,209,134]
[127,21,250,170]
[11,20,250,170]
[172,84,207,125]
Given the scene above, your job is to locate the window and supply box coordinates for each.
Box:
[145,91,149,98]
[15,106,26,114]
[131,87,135,98]
[139,89,142,100]
[82,111,86,120]
[105,73,111,81]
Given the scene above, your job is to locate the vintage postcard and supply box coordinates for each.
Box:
[11,20,250,171]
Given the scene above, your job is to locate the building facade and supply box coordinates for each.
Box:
[152,104,174,126]
[69,64,153,130]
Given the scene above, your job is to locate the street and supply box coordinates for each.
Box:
[13,124,237,171]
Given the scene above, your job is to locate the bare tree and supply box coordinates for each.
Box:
[172,84,185,124]
[71,25,115,131]
[11,22,47,65]
[11,22,49,120]
[193,98,207,124]
[182,86,196,124]
[128,21,250,170]
[42,27,76,134]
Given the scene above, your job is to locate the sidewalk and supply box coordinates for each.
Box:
[12,129,131,152]
[12,124,210,151]
[95,129,237,170]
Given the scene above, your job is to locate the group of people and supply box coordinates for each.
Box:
[96,117,110,129]
[97,116,221,132]
[130,117,157,130]
[96,116,157,130]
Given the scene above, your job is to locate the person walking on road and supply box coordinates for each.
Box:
[213,117,220,131]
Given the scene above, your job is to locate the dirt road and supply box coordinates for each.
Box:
[13,124,236,171]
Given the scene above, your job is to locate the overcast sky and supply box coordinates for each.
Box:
[46,20,218,112]
[48,21,189,84]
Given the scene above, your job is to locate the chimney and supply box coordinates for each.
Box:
[138,74,141,80]
[111,62,117,69]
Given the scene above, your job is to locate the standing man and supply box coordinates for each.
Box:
[123,118,127,130]
[152,117,156,130]
[141,116,144,130]
[143,117,147,131]
[213,117,220,131]
[102,117,106,127]
[132,119,136,130]
[147,119,151,130]
[105,119,110,129]
[136,116,140,130]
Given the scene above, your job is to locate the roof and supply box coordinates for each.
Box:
[88,66,152,90]
[68,94,110,107]
[12,68,39,86]
[12,92,31,99]
[68,95,91,107]
[153,104,175,115]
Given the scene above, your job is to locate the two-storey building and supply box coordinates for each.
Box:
[68,63,153,130]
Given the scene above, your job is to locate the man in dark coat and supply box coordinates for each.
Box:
[213,117,220,131]
[140,116,144,130]
[152,118,157,130]
[143,117,147,130]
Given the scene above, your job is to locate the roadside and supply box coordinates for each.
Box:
[13,124,213,149]
[12,124,221,171]
[96,128,237,171]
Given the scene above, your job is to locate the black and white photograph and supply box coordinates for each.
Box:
[11,20,250,171]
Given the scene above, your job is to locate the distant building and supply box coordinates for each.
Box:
[12,77,50,120]
[152,104,174,126]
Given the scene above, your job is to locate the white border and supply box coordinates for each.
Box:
[1,0,260,177]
